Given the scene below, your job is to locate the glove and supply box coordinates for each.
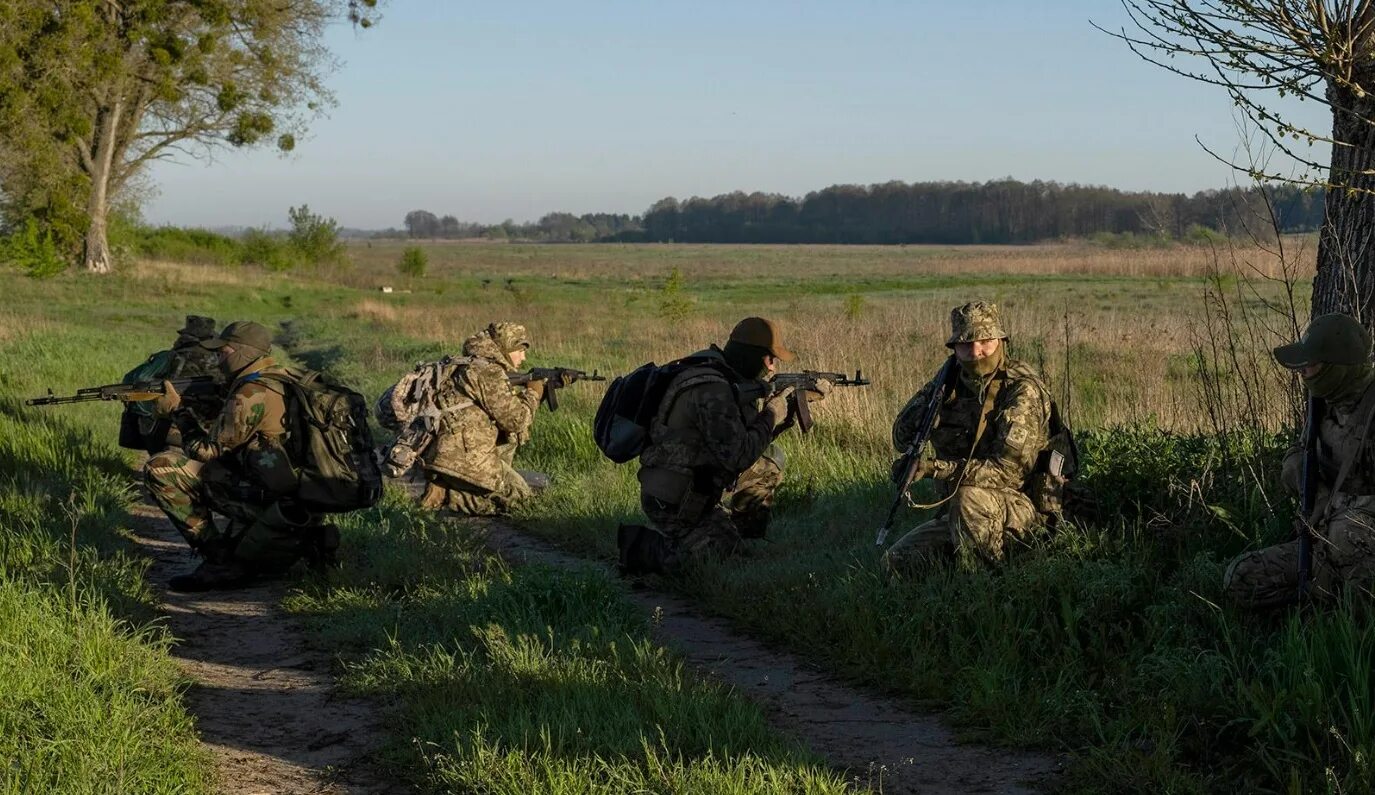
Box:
[152,380,182,418]
[525,378,547,400]
[804,377,833,402]
[762,385,796,430]
[890,448,938,484]
[553,370,577,387]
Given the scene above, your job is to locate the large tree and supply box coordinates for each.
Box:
[1105,1,1375,326]
[0,0,380,273]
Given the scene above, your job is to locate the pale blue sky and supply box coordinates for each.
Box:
[143,0,1330,229]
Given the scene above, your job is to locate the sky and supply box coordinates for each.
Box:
[142,0,1332,229]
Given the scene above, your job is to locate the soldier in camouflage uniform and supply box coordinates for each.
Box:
[144,321,326,591]
[884,302,1053,574]
[419,322,550,516]
[1224,313,1375,609]
[619,317,826,575]
[132,315,222,449]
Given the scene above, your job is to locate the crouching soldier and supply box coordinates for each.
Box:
[618,317,825,575]
[883,302,1054,575]
[419,322,552,516]
[144,321,334,592]
[120,314,223,453]
[1224,313,1375,609]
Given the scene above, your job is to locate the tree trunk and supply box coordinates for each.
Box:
[82,99,123,274]
[1313,80,1375,327]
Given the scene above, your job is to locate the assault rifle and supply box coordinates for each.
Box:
[742,369,871,434]
[876,356,958,546]
[1297,395,1321,599]
[509,367,606,412]
[26,376,220,407]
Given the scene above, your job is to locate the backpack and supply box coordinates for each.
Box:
[263,370,383,514]
[117,350,177,450]
[593,354,724,463]
[375,356,471,432]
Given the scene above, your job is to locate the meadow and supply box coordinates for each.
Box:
[4,237,1367,793]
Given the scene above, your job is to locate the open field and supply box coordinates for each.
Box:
[3,240,1367,794]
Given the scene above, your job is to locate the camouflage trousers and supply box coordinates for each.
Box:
[1224,496,1375,610]
[421,443,534,516]
[143,450,310,572]
[641,447,785,567]
[882,485,1041,575]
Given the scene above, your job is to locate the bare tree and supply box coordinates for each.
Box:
[1101,1,1375,326]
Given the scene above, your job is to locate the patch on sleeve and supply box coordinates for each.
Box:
[1005,423,1029,448]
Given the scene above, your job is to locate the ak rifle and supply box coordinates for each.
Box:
[876,357,957,546]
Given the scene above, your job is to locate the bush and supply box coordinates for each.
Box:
[240,228,299,271]
[120,225,242,267]
[397,246,427,277]
[0,219,67,278]
[287,204,344,266]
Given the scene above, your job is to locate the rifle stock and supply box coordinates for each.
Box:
[876,357,957,546]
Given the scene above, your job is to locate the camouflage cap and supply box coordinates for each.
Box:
[946,301,1008,348]
[177,315,216,340]
[487,322,531,354]
[200,320,272,354]
[729,317,794,362]
[1274,313,1372,369]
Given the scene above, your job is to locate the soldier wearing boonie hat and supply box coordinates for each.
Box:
[883,301,1055,574]
[1224,312,1375,609]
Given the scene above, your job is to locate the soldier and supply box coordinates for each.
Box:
[883,301,1054,574]
[419,322,552,516]
[1224,313,1375,609]
[121,315,223,452]
[144,321,330,591]
[618,317,825,575]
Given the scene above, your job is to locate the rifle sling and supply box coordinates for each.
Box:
[1311,381,1375,526]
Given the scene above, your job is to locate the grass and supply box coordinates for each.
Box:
[0,239,1360,793]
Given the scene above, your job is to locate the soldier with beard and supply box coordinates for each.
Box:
[143,321,331,591]
[883,301,1054,574]
[1224,313,1375,609]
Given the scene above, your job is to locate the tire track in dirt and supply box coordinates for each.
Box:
[125,504,406,795]
[478,520,1061,795]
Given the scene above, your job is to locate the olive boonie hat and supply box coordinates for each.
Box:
[946,301,1008,347]
[729,317,794,362]
[200,320,273,354]
[177,315,216,339]
[1274,313,1372,369]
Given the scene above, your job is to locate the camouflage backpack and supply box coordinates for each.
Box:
[375,356,474,432]
[1027,401,1081,521]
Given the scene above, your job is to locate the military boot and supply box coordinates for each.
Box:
[168,541,253,592]
[617,524,673,577]
[302,523,342,572]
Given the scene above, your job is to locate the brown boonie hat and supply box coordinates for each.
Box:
[200,320,273,354]
[177,315,216,340]
[946,301,1008,348]
[729,317,794,362]
[1274,313,1372,369]
[487,322,531,354]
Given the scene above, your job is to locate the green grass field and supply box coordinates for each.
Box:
[3,238,1366,794]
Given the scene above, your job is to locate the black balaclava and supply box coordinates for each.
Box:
[722,340,771,380]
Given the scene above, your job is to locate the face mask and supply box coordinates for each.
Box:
[1304,362,1374,401]
[959,345,1004,379]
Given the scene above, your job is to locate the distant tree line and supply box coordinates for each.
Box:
[391,179,1324,245]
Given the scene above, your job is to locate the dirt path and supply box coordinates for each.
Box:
[125,505,404,795]
[481,522,1061,795]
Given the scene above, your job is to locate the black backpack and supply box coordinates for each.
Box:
[593,354,723,463]
[263,370,384,514]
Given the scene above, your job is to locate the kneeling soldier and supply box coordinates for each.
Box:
[884,301,1053,574]
[1224,313,1375,609]
[620,317,824,574]
[144,321,330,591]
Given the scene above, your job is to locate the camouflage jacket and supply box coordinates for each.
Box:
[638,347,776,503]
[1282,376,1375,501]
[892,357,1052,494]
[176,357,294,491]
[423,333,539,492]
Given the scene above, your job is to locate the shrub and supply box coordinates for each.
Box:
[240,228,299,271]
[1,219,67,278]
[397,246,427,277]
[287,204,344,266]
